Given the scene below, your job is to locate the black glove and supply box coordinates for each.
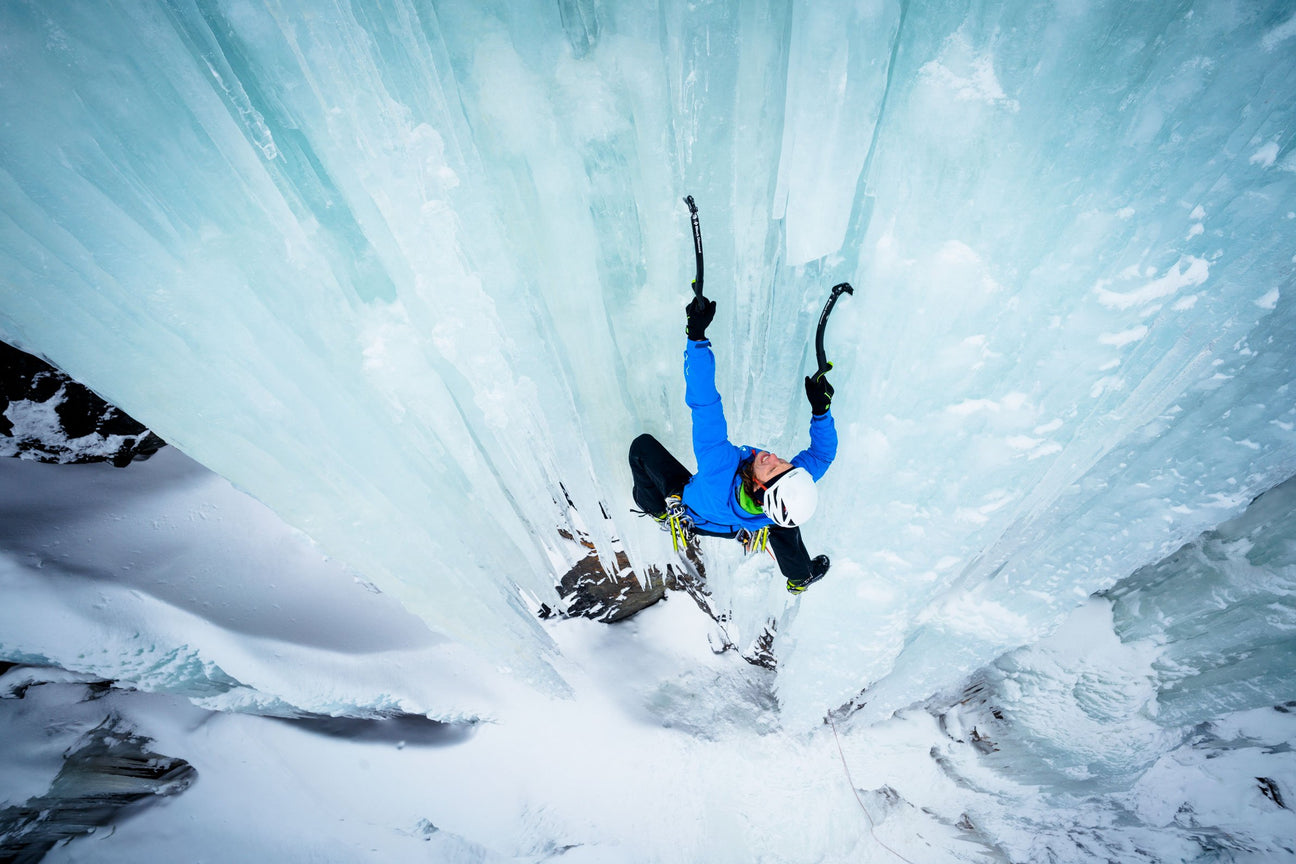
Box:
[804,366,834,416]
[686,295,716,341]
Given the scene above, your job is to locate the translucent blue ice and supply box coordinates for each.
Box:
[1,0,1293,733]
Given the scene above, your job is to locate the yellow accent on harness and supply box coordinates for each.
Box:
[739,526,770,555]
[668,514,689,552]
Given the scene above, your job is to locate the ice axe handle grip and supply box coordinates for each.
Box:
[815,282,854,376]
[684,195,703,298]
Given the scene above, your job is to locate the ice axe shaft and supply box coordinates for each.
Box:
[684,195,704,298]
[815,282,854,376]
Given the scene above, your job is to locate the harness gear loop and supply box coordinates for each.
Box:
[664,495,693,552]
[668,513,691,551]
[737,526,770,555]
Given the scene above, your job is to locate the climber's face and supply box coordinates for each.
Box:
[752,450,791,486]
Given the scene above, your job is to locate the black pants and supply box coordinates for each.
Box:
[628,433,813,581]
[629,433,692,516]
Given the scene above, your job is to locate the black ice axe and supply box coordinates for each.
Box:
[683,195,704,299]
[814,282,854,376]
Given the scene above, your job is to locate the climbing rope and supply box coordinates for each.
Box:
[828,715,917,864]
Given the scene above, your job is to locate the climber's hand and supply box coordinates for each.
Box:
[805,366,834,416]
[686,294,716,342]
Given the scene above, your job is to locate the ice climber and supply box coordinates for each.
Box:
[629,293,837,593]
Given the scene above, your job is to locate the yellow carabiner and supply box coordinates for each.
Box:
[668,515,685,552]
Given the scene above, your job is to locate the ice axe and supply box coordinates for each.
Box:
[683,195,704,299]
[815,282,854,376]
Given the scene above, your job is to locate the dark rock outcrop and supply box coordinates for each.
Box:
[549,528,694,623]
[545,524,785,668]
[0,714,195,862]
[1,341,166,466]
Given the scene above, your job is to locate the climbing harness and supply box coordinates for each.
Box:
[737,526,770,555]
[666,512,692,552]
[630,495,697,553]
[662,495,694,552]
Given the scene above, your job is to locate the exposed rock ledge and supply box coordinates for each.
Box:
[545,527,779,669]
[1,341,166,466]
[0,668,196,863]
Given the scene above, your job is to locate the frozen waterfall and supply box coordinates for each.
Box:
[2,0,1295,860]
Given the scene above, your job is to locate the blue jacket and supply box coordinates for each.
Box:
[681,339,837,534]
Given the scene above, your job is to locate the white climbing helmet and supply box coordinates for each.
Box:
[763,467,818,528]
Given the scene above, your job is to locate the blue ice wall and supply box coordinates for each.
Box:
[1,1,1294,724]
